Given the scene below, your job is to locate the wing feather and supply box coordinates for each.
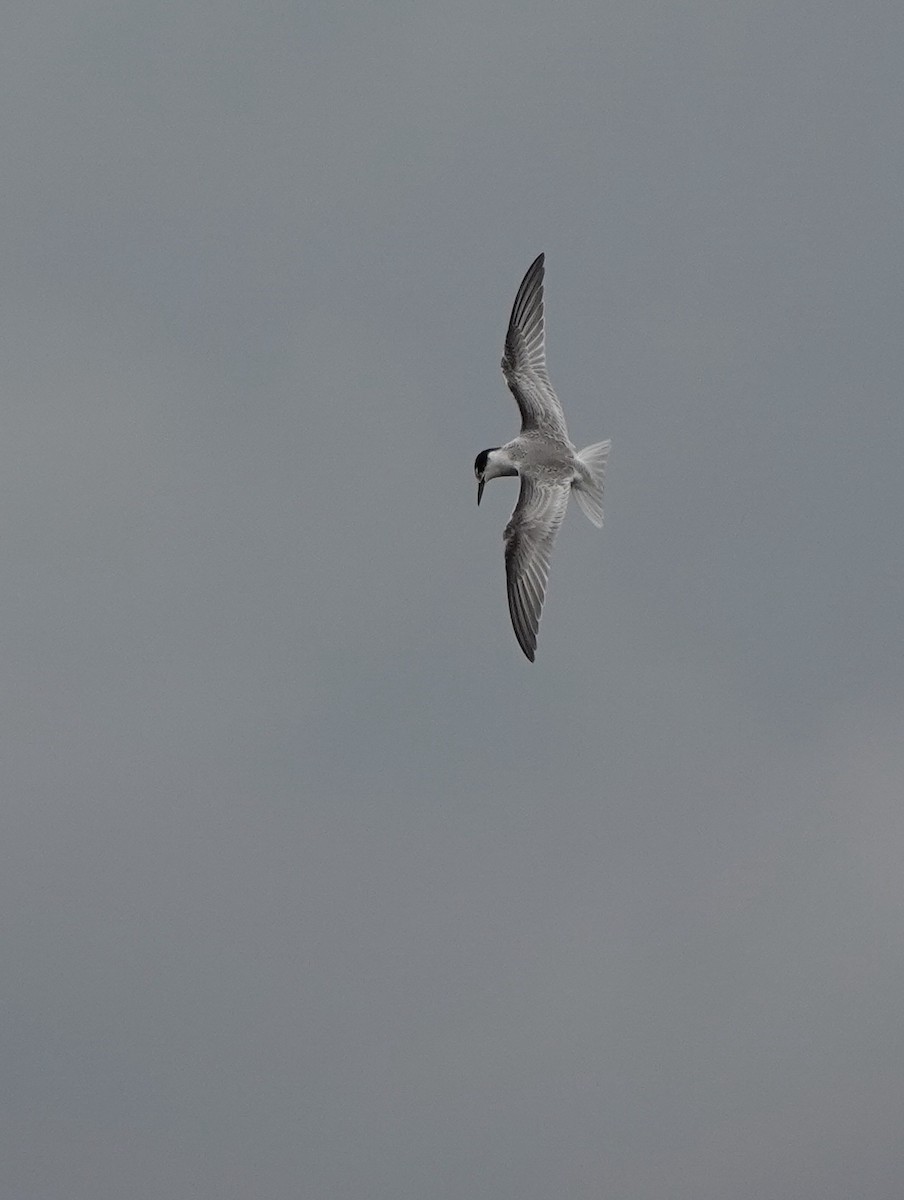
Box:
[504,477,570,661]
[501,254,570,439]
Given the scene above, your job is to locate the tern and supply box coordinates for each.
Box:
[475,253,610,661]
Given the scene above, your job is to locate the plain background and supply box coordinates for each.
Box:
[2,2,903,1197]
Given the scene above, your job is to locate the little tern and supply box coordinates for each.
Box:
[475,253,610,662]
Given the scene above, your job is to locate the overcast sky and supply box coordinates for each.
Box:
[2,2,903,1197]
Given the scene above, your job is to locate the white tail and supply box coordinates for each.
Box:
[572,440,611,528]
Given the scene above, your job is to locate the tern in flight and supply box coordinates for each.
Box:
[474,253,610,661]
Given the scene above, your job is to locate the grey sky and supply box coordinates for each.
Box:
[2,2,903,1197]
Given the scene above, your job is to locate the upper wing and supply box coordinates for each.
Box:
[501,253,569,440]
[504,476,570,662]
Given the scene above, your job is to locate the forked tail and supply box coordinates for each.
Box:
[572,440,611,528]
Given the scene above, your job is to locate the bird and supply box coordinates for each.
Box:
[474,253,610,662]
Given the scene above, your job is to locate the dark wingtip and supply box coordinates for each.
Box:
[515,635,536,662]
[525,252,544,281]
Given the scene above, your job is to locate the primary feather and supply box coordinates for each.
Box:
[504,477,571,662]
[501,253,569,440]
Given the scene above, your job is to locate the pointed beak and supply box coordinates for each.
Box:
[477,477,485,505]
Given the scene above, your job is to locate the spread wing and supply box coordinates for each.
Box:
[504,476,570,661]
[501,253,569,440]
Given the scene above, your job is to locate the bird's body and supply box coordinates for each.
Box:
[474,253,610,661]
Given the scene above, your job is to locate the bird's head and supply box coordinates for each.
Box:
[474,448,497,505]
